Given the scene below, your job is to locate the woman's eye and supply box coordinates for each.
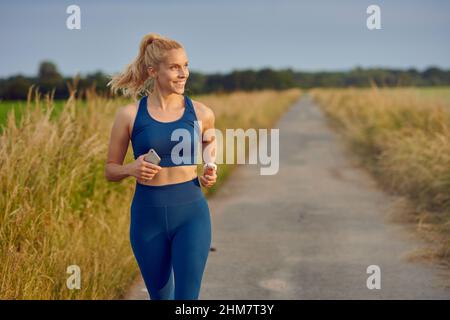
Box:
[170,65,188,70]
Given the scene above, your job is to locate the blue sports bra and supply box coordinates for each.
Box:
[131,95,201,167]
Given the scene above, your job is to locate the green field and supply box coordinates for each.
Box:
[0,100,85,134]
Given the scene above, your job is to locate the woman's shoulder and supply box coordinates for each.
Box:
[117,101,139,123]
[122,101,139,115]
[190,98,215,124]
[115,102,139,138]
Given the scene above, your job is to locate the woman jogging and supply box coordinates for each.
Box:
[104,33,217,300]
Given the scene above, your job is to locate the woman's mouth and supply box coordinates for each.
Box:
[173,81,186,86]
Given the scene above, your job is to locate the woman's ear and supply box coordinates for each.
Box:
[147,66,156,78]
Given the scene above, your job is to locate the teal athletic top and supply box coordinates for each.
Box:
[131,95,201,167]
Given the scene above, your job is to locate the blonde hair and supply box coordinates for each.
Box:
[107,33,183,101]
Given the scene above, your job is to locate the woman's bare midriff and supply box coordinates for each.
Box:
[136,164,199,186]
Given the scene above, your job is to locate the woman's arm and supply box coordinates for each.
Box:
[197,102,217,188]
[104,104,134,182]
[200,104,216,164]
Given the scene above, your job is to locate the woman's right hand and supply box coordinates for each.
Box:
[128,154,162,181]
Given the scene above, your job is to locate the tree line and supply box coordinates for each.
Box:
[1,61,449,100]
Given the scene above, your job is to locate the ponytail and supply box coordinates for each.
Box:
[107,33,183,101]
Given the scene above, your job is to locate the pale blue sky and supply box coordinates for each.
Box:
[1,0,449,77]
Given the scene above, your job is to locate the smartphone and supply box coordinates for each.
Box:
[144,148,161,165]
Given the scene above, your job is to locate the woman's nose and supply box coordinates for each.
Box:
[179,68,188,78]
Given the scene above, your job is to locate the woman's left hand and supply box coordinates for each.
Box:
[199,166,217,188]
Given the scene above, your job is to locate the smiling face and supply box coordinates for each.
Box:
[148,48,189,94]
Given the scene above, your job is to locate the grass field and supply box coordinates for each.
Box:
[0,87,302,299]
[0,100,80,135]
[310,86,450,267]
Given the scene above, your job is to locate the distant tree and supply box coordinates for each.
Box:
[37,61,64,97]
[423,66,445,85]
[2,75,33,100]
[1,62,450,100]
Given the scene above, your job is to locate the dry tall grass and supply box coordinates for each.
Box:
[0,87,135,299]
[0,86,301,299]
[310,87,450,266]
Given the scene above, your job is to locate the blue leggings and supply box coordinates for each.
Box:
[129,177,211,300]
